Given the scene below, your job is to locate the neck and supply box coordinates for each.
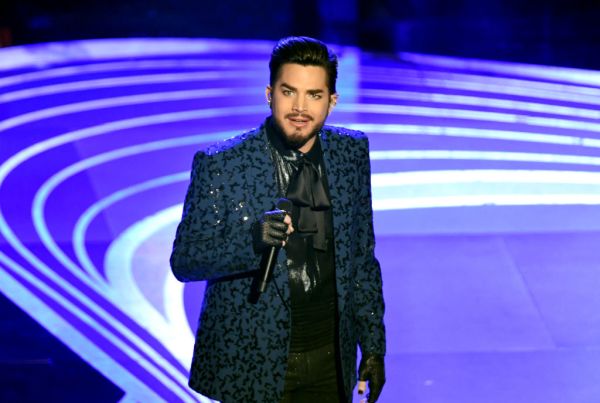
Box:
[298,136,317,154]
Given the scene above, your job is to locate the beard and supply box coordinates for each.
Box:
[272,113,325,150]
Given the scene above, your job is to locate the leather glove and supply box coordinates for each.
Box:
[358,353,385,403]
[252,209,288,253]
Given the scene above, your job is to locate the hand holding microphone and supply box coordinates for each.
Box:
[252,199,293,294]
[252,200,293,252]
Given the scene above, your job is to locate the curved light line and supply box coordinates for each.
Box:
[0,234,194,397]
[0,251,198,402]
[0,216,184,389]
[345,123,596,147]
[0,37,275,71]
[0,123,255,402]
[374,194,600,210]
[0,105,263,187]
[372,169,600,186]
[0,87,261,132]
[3,85,597,137]
[0,59,265,88]
[0,108,262,304]
[372,170,600,210]
[33,132,237,292]
[160,206,199,343]
[370,150,600,166]
[339,103,600,133]
[73,173,188,283]
[26,134,236,392]
[0,70,261,103]
[104,206,196,368]
[398,52,600,87]
[0,262,166,402]
[362,69,600,106]
[360,88,600,120]
[362,64,600,97]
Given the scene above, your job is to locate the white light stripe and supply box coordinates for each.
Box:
[0,263,166,402]
[360,88,600,120]
[373,194,600,210]
[0,252,198,402]
[104,212,195,363]
[0,118,254,402]
[339,103,600,133]
[1,220,194,398]
[0,88,261,132]
[1,219,195,398]
[362,64,600,98]
[3,91,598,145]
[398,52,600,87]
[0,71,259,103]
[0,108,260,296]
[361,68,600,106]
[369,150,600,166]
[27,134,237,394]
[0,105,262,187]
[160,207,200,345]
[0,38,274,71]
[33,133,238,294]
[371,169,600,186]
[345,123,600,148]
[0,59,265,88]
[104,207,196,368]
[371,169,600,208]
[73,173,188,284]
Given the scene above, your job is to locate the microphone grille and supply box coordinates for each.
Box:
[276,198,293,214]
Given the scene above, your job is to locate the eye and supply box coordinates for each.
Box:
[309,93,322,100]
[282,89,294,96]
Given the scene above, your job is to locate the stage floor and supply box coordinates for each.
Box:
[2,38,600,402]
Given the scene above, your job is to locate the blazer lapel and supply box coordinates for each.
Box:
[320,130,352,312]
[243,123,290,301]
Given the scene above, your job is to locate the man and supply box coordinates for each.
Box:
[170,36,385,403]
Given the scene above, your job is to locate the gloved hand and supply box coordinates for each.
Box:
[252,209,290,253]
[358,353,385,402]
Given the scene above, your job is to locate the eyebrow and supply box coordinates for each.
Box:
[280,82,325,94]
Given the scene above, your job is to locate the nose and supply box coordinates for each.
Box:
[292,97,306,113]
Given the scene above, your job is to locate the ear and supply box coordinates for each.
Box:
[328,93,338,115]
[265,86,272,104]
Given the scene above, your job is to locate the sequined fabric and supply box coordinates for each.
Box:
[170,120,385,403]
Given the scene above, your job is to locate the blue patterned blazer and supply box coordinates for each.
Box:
[170,121,385,403]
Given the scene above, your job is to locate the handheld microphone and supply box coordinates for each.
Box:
[257,198,292,294]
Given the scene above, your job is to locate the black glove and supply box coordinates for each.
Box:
[252,209,288,253]
[358,353,385,403]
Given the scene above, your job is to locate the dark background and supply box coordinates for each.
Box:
[1,0,600,70]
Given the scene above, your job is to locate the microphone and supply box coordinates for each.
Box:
[257,198,292,294]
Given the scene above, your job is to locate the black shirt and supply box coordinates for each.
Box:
[266,119,336,352]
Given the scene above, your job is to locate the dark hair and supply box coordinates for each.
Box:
[269,36,338,94]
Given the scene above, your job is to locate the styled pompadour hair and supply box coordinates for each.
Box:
[269,36,338,94]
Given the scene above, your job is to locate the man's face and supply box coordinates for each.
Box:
[266,63,337,153]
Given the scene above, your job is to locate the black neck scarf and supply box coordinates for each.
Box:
[266,119,331,251]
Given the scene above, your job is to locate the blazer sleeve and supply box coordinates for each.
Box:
[170,150,260,282]
[354,136,386,356]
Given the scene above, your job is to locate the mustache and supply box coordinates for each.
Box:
[285,113,313,120]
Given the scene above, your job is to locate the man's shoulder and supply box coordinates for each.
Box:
[322,124,367,142]
[321,125,368,152]
[203,125,265,158]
